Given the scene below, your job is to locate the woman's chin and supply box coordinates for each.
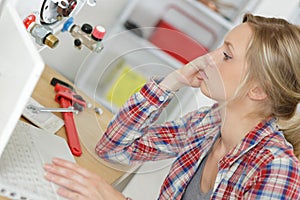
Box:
[199,82,211,98]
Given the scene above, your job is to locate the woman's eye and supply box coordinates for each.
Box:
[223,52,232,61]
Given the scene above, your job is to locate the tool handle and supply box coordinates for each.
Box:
[60,98,82,156]
[51,77,74,90]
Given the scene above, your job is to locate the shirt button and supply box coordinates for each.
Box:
[159,96,165,102]
[149,106,156,111]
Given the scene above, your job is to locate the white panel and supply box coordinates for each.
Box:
[0,4,44,157]
[253,0,299,19]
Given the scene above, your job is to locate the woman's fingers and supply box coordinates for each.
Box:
[159,54,215,91]
[178,53,216,87]
[52,158,93,179]
[44,158,126,200]
[44,163,88,195]
[44,158,102,196]
[57,187,98,200]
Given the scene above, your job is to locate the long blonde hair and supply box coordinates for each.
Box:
[242,13,300,158]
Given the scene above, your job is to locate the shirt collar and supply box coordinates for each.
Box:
[219,117,278,169]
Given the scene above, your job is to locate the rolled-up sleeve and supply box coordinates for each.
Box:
[95,79,212,165]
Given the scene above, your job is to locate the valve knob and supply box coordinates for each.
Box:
[91,25,106,41]
[81,23,93,34]
[23,14,36,30]
[74,39,82,47]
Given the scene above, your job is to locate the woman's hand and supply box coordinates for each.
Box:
[159,54,213,91]
[44,158,126,200]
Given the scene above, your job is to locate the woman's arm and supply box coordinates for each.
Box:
[244,158,300,199]
[95,79,199,164]
[95,55,215,165]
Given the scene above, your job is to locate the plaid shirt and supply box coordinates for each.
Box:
[96,80,300,200]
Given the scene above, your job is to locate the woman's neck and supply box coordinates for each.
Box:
[218,100,266,152]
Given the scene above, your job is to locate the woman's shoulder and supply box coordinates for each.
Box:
[251,130,299,168]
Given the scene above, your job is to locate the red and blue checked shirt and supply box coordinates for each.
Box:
[95,79,300,200]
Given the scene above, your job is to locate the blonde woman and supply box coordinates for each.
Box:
[44,13,300,200]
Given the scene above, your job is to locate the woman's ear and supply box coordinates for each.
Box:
[248,84,268,101]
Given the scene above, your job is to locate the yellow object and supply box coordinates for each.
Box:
[106,66,146,107]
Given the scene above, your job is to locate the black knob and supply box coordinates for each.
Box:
[81,23,93,34]
[74,39,82,47]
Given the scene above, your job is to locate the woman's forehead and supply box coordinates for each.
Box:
[225,23,253,55]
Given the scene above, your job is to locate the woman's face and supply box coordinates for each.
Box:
[200,23,253,102]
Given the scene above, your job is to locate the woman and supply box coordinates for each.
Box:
[44,13,300,199]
